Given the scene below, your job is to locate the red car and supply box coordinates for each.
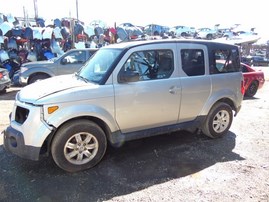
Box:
[241,63,265,97]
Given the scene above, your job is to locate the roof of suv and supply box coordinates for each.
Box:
[102,39,238,50]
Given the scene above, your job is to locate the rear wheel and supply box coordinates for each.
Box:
[206,34,213,40]
[28,74,50,84]
[51,119,107,172]
[245,81,258,97]
[202,102,233,138]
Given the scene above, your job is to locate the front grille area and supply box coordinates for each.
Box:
[15,106,29,124]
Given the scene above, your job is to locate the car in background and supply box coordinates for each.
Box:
[0,67,11,94]
[241,56,269,67]
[195,27,218,40]
[241,62,265,97]
[19,48,98,85]
[143,24,170,36]
[116,23,144,40]
[250,56,269,67]
[169,25,196,37]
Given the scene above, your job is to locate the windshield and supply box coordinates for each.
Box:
[77,48,122,84]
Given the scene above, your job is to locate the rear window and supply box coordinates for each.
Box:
[212,48,241,74]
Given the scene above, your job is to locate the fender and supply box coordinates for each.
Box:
[44,104,119,133]
[200,88,239,116]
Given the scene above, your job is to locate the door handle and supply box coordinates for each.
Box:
[169,86,180,94]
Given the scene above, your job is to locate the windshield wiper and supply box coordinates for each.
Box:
[75,72,89,83]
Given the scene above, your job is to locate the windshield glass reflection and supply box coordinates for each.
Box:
[78,49,122,84]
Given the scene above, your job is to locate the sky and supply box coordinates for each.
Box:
[0,0,268,41]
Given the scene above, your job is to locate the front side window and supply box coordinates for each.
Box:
[181,49,205,76]
[62,51,86,64]
[119,49,174,82]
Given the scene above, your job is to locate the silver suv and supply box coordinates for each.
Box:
[2,39,244,172]
[19,48,98,85]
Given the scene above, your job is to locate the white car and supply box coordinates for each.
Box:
[169,26,196,37]
[195,27,218,40]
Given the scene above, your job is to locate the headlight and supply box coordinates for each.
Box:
[16,91,21,101]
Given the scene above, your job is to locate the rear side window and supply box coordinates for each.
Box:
[212,48,241,74]
[181,49,205,76]
[120,49,174,81]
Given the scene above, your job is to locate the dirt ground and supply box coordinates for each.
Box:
[0,68,268,201]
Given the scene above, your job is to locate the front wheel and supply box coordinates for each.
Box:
[51,119,107,172]
[202,102,233,138]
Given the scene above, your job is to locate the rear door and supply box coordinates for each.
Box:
[176,43,211,122]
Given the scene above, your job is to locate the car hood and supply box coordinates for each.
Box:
[17,74,96,104]
[22,60,55,68]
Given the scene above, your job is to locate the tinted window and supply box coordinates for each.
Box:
[181,49,205,76]
[212,48,241,74]
[120,49,174,81]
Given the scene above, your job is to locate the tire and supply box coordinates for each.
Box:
[245,81,258,97]
[181,32,187,37]
[202,102,233,138]
[153,31,159,36]
[0,89,7,94]
[51,119,107,172]
[28,74,50,84]
[206,34,213,40]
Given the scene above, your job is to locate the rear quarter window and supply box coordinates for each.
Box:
[211,48,241,74]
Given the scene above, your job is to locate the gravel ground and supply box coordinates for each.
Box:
[0,68,268,201]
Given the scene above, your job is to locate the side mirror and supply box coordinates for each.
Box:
[61,58,68,64]
[119,70,140,83]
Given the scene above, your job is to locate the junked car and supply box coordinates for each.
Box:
[241,62,265,97]
[195,27,218,40]
[3,39,244,172]
[19,48,98,85]
[0,67,11,94]
[169,25,196,37]
[143,24,170,36]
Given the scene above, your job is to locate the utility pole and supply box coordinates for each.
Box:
[76,0,79,20]
[33,0,38,19]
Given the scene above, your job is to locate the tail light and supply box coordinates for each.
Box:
[241,80,245,95]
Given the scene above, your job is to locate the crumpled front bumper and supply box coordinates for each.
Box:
[3,126,41,161]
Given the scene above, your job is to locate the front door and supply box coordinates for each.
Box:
[113,45,181,133]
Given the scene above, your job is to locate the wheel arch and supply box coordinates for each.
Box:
[28,72,52,84]
[201,97,238,118]
[41,115,113,156]
[181,32,187,37]
[215,98,236,112]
